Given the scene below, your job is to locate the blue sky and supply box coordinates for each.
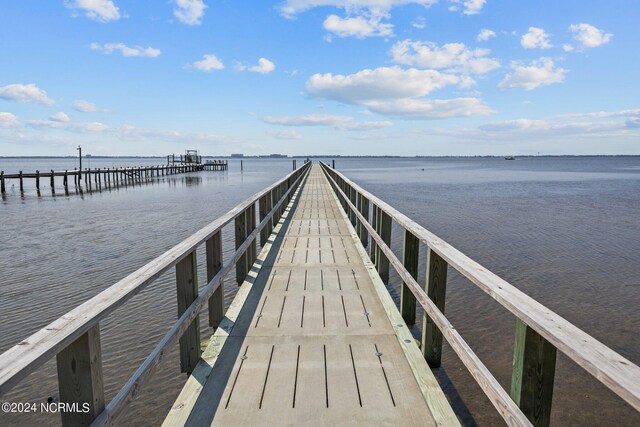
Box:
[0,0,638,156]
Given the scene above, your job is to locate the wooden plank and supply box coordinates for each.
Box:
[511,319,557,427]
[207,231,224,329]
[422,248,448,368]
[56,325,104,427]
[176,251,201,374]
[319,162,640,412]
[401,229,419,326]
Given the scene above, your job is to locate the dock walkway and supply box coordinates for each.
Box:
[165,165,456,426]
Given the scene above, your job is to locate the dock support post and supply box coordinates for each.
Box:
[235,210,248,285]
[206,231,224,329]
[56,325,105,427]
[370,204,378,264]
[19,171,23,193]
[401,230,419,325]
[359,194,369,247]
[241,160,243,172]
[50,170,55,194]
[64,170,69,195]
[0,171,5,195]
[35,170,40,194]
[332,159,335,169]
[510,319,557,427]
[422,248,448,367]
[175,251,201,374]
[377,210,392,283]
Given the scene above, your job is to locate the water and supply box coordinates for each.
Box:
[1,157,639,426]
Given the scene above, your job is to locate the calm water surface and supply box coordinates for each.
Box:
[1,157,639,426]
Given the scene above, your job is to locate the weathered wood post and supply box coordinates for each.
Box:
[421,248,448,367]
[0,171,5,195]
[35,170,40,194]
[235,209,248,285]
[206,231,224,329]
[64,170,69,195]
[259,194,270,246]
[510,320,557,427]
[377,210,392,283]
[88,169,92,192]
[50,170,55,194]
[56,325,105,427]
[370,204,379,263]
[248,203,257,265]
[401,230,419,325]
[18,171,23,193]
[175,251,201,374]
[97,168,101,190]
[359,194,369,247]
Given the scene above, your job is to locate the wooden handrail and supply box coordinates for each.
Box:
[0,162,311,398]
[319,162,640,417]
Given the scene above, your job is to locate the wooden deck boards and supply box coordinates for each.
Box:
[165,165,457,426]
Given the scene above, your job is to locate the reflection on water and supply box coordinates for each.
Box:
[1,156,639,426]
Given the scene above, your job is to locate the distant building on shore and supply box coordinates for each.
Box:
[231,153,244,158]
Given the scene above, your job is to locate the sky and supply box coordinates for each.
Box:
[0,0,638,156]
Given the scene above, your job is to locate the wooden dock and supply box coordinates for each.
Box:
[0,162,226,196]
[0,163,638,427]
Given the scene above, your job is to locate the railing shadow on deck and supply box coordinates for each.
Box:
[0,162,312,426]
[319,161,640,427]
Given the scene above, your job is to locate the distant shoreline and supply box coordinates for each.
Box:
[1,155,639,159]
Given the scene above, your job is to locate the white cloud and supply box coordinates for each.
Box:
[262,114,393,130]
[278,0,438,18]
[0,83,55,106]
[307,67,469,103]
[570,23,612,48]
[0,112,19,128]
[521,27,552,49]
[448,0,486,15]
[50,112,71,123]
[191,54,224,72]
[173,0,207,26]
[72,100,106,113]
[305,66,491,119]
[412,16,426,29]
[269,129,304,140]
[323,13,393,38]
[390,39,500,74]
[237,58,275,74]
[65,0,121,22]
[364,97,493,119]
[90,42,161,58]
[559,109,640,120]
[476,28,495,42]
[562,44,574,52]
[498,58,566,90]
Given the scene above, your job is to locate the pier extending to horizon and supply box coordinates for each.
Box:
[0,163,638,426]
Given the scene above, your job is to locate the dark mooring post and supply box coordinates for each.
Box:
[18,171,23,193]
[1,171,5,195]
[240,160,243,172]
[332,159,335,169]
[64,170,69,195]
[511,319,557,427]
[35,170,40,194]
[50,170,55,194]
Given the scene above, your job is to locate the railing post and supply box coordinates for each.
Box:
[510,319,557,427]
[235,209,248,285]
[56,325,104,427]
[359,194,369,247]
[370,204,378,263]
[175,251,201,374]
[421,248,448,367]
[377,210,392,283]
[401,230,419,325]
[206,231,224,329]
[259,195,269,246]
[248,203,257,264]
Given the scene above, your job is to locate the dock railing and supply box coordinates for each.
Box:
[319,161,640,427]
[0,162,311,426]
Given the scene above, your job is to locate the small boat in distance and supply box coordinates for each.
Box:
[504,156,516,160]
